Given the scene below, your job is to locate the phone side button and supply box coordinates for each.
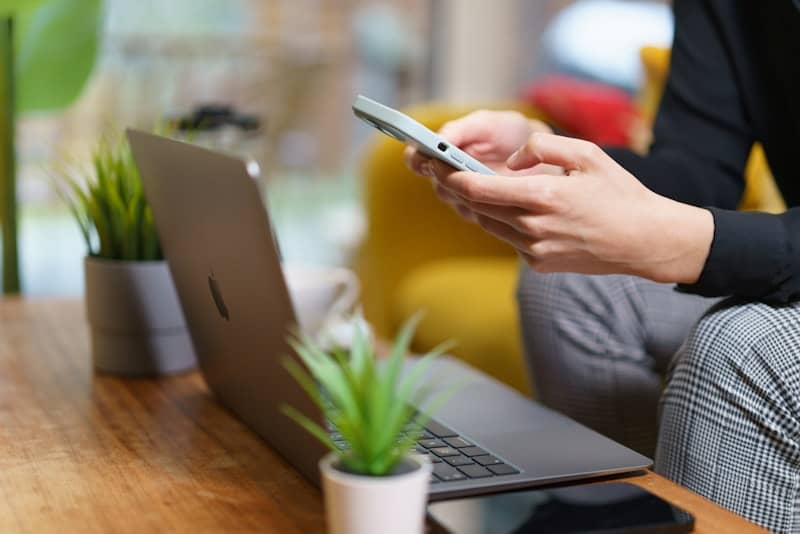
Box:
[450,152,464,164]
[465,161,479,172]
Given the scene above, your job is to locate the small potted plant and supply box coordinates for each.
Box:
[55,134,196,376]
[283,315,456,534]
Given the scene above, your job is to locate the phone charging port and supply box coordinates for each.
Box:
[437,142,448,152]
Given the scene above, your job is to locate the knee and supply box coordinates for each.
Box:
[515,268,603,344]
[516,266,630,320]
[516,267,647,362]
[668,303,757,385]
[672,301,774,371]
[665,300,800,407]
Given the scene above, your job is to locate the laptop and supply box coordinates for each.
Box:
[127,130,651,500]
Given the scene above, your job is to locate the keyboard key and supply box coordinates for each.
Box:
[426,420,459,438]
[473,455,503,466]
[434,463,467,482]
[413,446,429,455]
[418,438,445,449]
[461,446,488,457]
[430,446,460,457]
[420,430,434,439]
[457,464,493,479]
[488,464,520,476]
[444,437,472,448]
[443,455,474,466]
[429,476,441,484]
[431,456,443,463]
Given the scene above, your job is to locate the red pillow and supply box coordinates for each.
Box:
[521,75,640,147]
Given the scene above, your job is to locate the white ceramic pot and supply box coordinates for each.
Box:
[84,257,196,376]
[319,453,432,534]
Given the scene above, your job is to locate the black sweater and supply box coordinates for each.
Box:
[606,0,800,304]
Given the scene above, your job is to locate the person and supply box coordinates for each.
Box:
[405,1,800,531]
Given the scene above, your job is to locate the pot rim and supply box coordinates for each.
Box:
[319,452,431,486]
[83,254,167,265]
[84,256,167,269]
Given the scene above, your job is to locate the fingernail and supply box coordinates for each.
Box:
[507,148,521,166]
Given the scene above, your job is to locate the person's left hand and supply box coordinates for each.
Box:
[425,133,714,284]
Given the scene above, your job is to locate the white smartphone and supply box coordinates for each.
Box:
[352,94,496,175]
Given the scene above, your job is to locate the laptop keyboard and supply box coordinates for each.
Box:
[332,418,521,484]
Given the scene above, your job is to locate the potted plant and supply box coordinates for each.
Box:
[55,134,196,376]
[283,315,456,534]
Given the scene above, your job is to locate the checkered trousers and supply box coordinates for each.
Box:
[658,298,800,533]
[516,265,800,533]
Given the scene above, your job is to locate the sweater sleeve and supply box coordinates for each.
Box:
[606,0,753,209]
[603,1,799,303]
[677,208,800,303]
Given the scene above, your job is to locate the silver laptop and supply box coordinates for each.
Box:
[127,130,651,500]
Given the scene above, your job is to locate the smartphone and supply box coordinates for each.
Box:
[427,482,694,534]
[352,94,496,175]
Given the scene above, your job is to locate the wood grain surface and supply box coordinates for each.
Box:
[0,298,765,533]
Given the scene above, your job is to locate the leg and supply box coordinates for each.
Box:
[656,300,800,533]
[516,264,717,456]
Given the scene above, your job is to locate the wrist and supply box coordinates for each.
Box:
[640,199,714,284]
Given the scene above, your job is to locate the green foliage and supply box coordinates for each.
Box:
[1,0,102,292]
[0,0,44,15]
[283,314,460,477]
[55,134,161,261]
[5,0,102,112]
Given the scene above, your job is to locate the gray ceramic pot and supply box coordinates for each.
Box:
[85,257,196,376]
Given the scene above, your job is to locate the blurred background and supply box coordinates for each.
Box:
[7,0,672,295]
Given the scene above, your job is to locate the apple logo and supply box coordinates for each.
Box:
[208,271,230,321]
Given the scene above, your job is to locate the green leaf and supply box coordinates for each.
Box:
[396,339,457,403]
[369,313,428,453]
[15,0,102,112]
[290,338,363,426]
[282,356,327,411]
[0,0,44,15]
[281,405,338,453]
[141,208,160,260]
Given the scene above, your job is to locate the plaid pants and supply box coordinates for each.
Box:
[517,266,800,533]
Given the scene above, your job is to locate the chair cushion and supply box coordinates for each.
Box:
[392,256,531,396]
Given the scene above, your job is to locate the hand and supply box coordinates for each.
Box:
[427,133,714,284]
[405,110,552,175]
[404,110,560,222]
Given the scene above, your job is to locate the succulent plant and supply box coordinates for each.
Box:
[283,314,457,476]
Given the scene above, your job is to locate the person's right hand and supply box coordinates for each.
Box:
[404,110,552,176]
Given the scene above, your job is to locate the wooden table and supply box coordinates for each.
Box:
[0,299,765,533]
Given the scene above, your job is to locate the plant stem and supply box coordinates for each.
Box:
[0,17,19,293]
